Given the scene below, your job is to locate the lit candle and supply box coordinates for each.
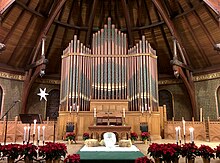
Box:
[77,105,79,113]
[142,107,144,114]
[33,119,37,134]
[189,127,194,143]
[182,119,186,135]
[23,126,27,142]
[145,104,147,111]
[123,108,125,118]
[178,126,181,142]
[70,106,72,113]
[37,126,40,141]
[42,126,45,142]
[94,108,96,117]
[200,108,203,122]
[175,127,179,144]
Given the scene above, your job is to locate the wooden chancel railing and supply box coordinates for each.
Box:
[60,17,158,112]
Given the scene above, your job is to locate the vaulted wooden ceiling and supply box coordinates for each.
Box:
[0,0,220,79]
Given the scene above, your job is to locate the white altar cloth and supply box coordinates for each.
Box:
[80,145,140,152]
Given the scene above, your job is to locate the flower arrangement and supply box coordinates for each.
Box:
[130,132,138,141]
[65,132,76,141]
[181,143,199,160]
[141,132,150,141]
[83,132,90,140]
[135,156,154,163]
[198,145,215,160]
[38,142,67,160]
[21,144,38,160]
[148,143,163,159]
[1,144,23,160]
[64,154,80,163]
[215,145,220,159]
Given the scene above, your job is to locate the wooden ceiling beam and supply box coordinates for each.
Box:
[21,0,67,113]
[85,0,99,47]
[74,0,83,36]
[136,0,144,40]
[114,0,121,29]
[121,0,133,47]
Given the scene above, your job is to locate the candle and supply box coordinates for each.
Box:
[24,126,27,142]
[27,126,30,142]
[70,106,72,113]
[37,126,40,141]
[175,127,179,144]
[182,119,186,135]
[200,108,203,122]
[123,108,125,118]
[33,119,37,134]
[94,108,96,117]
[145,104,147,111]
[142,107,144,114]
[77,105,79,113]
[189,127,194,143]
[42,126,45,142]
[178,126,181,141]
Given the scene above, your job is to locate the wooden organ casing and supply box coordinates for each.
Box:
[60,18,158,112]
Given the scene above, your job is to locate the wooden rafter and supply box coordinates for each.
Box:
[121,0,133,47]
[21,0,67,113]
[114,0,121,29]
[136,0,144,40]
[85,0,98,47]
[74,0,83,36]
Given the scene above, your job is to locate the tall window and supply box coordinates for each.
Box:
[217,86,220,118]
[46,89,60,120]
[159,89,174,120]
[0,86,2,116]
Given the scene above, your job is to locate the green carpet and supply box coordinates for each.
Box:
[77,150,144,163]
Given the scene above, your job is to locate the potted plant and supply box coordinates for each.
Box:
[181,143,199,163]
[215,145,220,159]
[198,145,215,163]
[161,143,181,163]
[141,132,150,143]
[130,132,138,143]
[1,144,23,163]
[65,132,76,144]
[148,143,163,163]
[83,132,90,140]
[38,142,67,163]
[64,154,80,163]
[21,144,38,163]
[135,156,154,163]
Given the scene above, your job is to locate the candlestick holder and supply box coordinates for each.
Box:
[123,117,126,126]
[37,140,39,146]
[23,140,25,144]
[43,140,45,146]
[184,135,186,144]
[93,117,97,126]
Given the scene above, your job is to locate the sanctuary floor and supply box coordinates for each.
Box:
[67,139,220,163]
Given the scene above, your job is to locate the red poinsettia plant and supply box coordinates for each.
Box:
[141,132,150,141]
[130,132,138,141]
[21,144,38,160]
[198,145,215,160]
[161,143,181,162]
[181,143,199,160]
[65,133,76,141]
[83,132,90,140]
[215,145,220,159]
[1,144,23,160]
[64,154,80,163]
[135,156,154,163]
[148,143,163,159]
[38,142,67,160]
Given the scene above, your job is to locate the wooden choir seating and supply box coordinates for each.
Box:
[96,111,122,126]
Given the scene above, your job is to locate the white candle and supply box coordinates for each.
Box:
[123,108,125,118]
[142,107,144,114]
[77,105,79,113]
[70,106,72,113]
[33,119,37,134]
[189,127,194,143]
[175,127,179,143]
[27,126,30,142]
[200,108,203,122]
[42,126,45,142]
[94,108,96,117]
[24,126,27,142]
[37,126,40,141]
[145,104,147,111]
[178,126,181,141]
[182,120,186,135]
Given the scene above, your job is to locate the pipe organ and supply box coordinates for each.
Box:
[60,18,158,112]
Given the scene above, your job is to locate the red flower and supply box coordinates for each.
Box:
[66,133,76,141]
[215,145,220,158]
[135,156,153,163]
[181,143,199,159]
[64,154,80,163]
[198,145,215,159]
[141,132,150,141]
[130,132,138,141]
[21,144,38,160]
[83,132,90,140]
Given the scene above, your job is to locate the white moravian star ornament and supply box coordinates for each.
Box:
[37,88,49,101]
